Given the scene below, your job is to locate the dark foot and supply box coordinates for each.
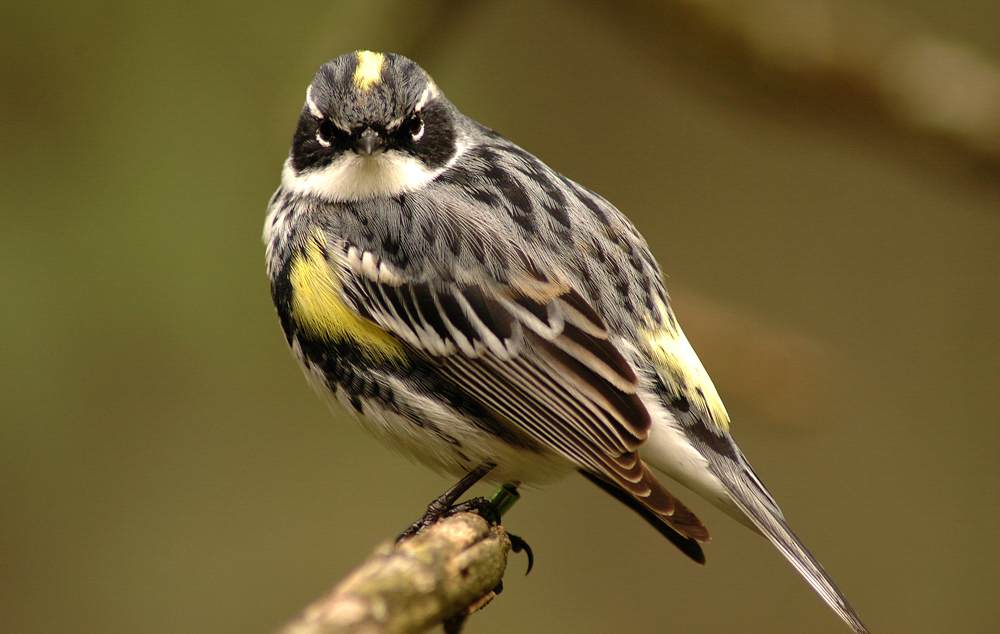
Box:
[445,496,501,525]
[507,532,534,575]
[398,511,444,543]
[398,496,502,542]
[397,465,494,542]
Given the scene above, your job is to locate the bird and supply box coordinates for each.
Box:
[264,50,869,633]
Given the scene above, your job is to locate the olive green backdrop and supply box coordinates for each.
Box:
[2,1,998,632]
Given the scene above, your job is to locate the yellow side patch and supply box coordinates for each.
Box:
[290,235,404,362]
[353,51,385,90]
[644,301,730,431]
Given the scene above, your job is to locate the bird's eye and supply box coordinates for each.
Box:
[406,114,424,141]
[318,119,336,142]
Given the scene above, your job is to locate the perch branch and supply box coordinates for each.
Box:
[277,513,511,634]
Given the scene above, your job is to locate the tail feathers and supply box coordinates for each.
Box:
[637,463,711,542]
[723,464,870,634]
[579,465,710,565]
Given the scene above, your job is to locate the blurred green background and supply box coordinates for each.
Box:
[2,1,999,632]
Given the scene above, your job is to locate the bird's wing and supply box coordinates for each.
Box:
[336,241,709,545]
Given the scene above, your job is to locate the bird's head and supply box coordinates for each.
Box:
[283,51,460,202]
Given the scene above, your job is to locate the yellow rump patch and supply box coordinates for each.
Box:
[290,234,403,362]
[644,301,730,431]
[353,51,385,90]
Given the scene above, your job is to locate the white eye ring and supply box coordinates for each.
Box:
[409,117,424,141]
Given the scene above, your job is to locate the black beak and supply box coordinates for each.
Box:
[355,128,385,156]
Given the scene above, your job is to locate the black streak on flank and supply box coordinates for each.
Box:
[652,375,738,462]
[615,278,634,312]
[643,278,658,314]
[484,164,533,218]
[469,187,501,208]
[270,256,299,346]
[670,394,691,412]
[349,394,364,414]
[543,202,572,229]
[511,213,534,233]
[686,419,739,461]
[576,188,611,226]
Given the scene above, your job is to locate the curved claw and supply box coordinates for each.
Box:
[506,532,534,575]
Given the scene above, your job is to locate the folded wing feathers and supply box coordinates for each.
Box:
[500,293,565,340]
[432,286,483,356]
[451,284,519,359]
[494,352,643,459]
[556,288,611,339]
[343,265,709,542]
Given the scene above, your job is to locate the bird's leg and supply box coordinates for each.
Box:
[398,464,494,542]
[486,483,520,516]
[445,480,524,527]
[483,483,533,574]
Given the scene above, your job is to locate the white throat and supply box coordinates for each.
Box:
[282,148,461,202]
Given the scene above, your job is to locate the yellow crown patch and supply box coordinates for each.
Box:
[353,51,385,90]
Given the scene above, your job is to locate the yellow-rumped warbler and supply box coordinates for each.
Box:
[264,51,868,632]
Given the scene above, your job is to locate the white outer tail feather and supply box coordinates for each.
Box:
[720,462,870,634]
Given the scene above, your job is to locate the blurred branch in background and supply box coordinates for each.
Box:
[670,286,833,432]
[583,0,1000,164]
[277,513,510,634]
